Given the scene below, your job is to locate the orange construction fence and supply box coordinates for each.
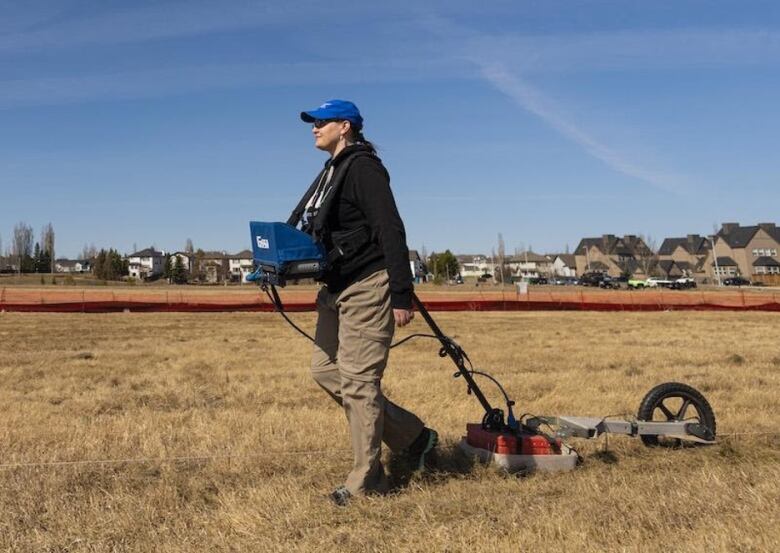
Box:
[1,286,779,313]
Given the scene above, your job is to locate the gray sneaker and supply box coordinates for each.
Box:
[406,428,439,471]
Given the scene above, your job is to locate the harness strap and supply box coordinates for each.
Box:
[286,149,375,235]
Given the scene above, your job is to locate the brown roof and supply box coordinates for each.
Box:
[553,254,576,267]
[575,235,652,256]
[229,249,253,259]
[658,235,711,256]
[753,256,780,267]
[507,251,550,263]
[718,223,780,248]
[129,247,164,257]
[712,256,738,266]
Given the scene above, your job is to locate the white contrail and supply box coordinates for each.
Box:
[476,60,686,193]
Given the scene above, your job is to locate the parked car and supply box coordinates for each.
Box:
[553,276,579,285]
[670,277,697,290]
[579,272,607,287]
[723,276,751,286]
[527,276,548,285]
[599,276,620,289]
[628,278,647,289]
[645,277,674,288]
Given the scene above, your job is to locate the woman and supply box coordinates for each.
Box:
[290,99,437,506]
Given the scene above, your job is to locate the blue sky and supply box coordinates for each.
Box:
[2,1,780,258]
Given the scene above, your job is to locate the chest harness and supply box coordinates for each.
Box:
[286,149,376,265]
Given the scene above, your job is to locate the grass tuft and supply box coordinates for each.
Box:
[726,353,745,365]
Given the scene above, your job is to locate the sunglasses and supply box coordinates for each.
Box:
[313,119,344,129]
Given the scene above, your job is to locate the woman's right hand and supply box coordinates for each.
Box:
[393,308,414,327]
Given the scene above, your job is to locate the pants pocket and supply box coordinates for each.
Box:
[339,328,391,383]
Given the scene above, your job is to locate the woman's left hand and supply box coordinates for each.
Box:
[393,308,414,327]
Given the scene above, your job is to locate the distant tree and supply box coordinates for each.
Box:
[93,250,107,279]
[172,256,188,284]
[163,255,173,282]
[193,249,206,282]
[41,223,55,273]
[33,242,41,271]
[12,222,34,274]
[81,243,98,261]
[497,233,506,285]
[111,249,127,279]
[185,238,194,254]
[33,242,51,273]
[637,234,658,276]
[429,250,459,281]
[92,249,126,280]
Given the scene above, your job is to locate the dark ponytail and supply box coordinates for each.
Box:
[353,129,377,154]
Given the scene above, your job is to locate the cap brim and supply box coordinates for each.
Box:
[300,110,320,123]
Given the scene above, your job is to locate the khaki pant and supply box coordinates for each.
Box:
[311,269,424,495]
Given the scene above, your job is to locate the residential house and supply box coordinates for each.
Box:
[408,250,426,283]
[0,255,15,273]
[170,252,193,276]
[574,234,655,278]
[54,259,92,273]
[228,250,255,283]
[191,251,230,284]
[657,234,711,281]
[506,252,552,279]
[128,248,165,280]
[550,254,577,277]
[707,222,780,284]
[456,254,494,279]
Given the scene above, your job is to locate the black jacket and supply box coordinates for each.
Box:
[305,144,414,309]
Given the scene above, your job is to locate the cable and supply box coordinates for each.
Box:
[455,369,513,407]
[263,287,315,342]
[389,333,440,349]
[263,283,518,422]
[263,285,446,350]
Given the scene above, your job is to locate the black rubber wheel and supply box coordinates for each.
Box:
[637,382,716,447]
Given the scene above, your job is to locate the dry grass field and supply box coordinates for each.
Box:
[1,310,778,552]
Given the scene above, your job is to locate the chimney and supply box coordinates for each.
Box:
[721,223,739,234]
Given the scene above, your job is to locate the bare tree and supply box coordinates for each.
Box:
[637,234,658,277]
[185,238,194,253]
[81,243,98,261]
[497,233,506,284]
[41,223,55,273]
[12,222,34,274]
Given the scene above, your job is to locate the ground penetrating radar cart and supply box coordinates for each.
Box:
[248,222,717,472]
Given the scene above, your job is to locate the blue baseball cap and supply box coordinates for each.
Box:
[300,99,363,129]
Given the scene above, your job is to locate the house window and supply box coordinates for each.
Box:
[770,266,780,275]
[755,266,767,275]
[771,249,778,256]
[752,249,759,256]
